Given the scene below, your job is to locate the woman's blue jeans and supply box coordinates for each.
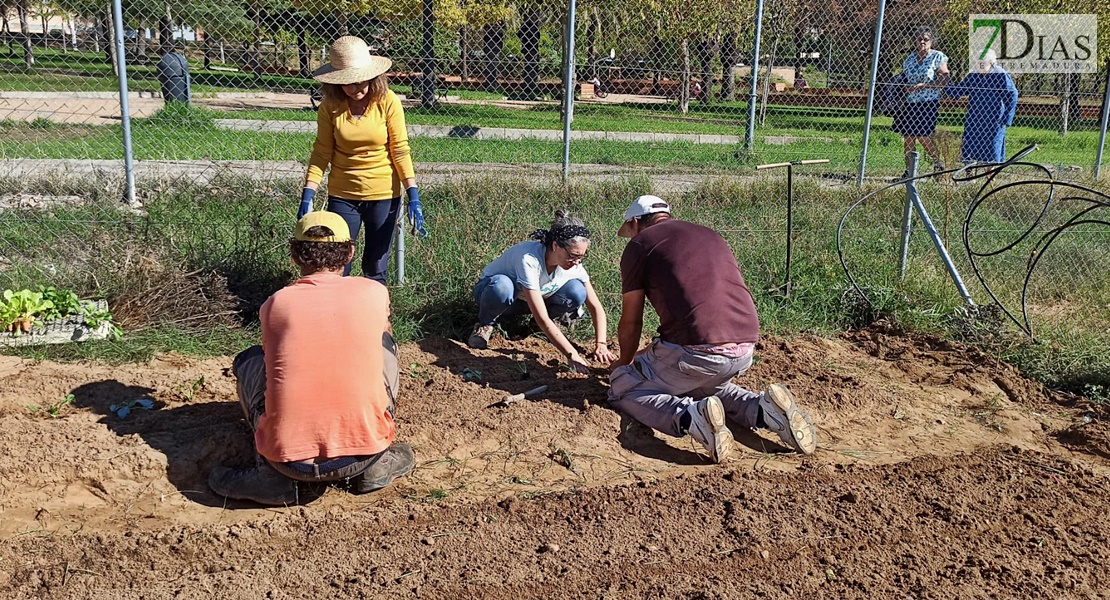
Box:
[326,196,401,284]
[473,275,586,326]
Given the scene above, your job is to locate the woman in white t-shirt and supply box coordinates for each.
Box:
[467,212,616,372]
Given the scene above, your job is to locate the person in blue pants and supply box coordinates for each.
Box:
[467,211,616,372]
[945,49,1019,164]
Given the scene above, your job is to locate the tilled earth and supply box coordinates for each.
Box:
[0,327,1107,599]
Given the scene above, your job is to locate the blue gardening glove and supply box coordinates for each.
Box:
[406,187,428,238]
[297,188,315,220]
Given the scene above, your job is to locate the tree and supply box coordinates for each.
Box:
[16,0,31,67]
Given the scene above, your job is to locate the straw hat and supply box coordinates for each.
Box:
[311,36,392,85]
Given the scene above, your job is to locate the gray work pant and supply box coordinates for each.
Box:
[608,339,762,437]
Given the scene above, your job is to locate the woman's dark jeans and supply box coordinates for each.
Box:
[326,196,401,284]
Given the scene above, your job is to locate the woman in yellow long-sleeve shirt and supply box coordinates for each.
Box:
[300,36,426,284]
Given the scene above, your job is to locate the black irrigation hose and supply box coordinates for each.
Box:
[838,144,1110,339]
[836,145,1041,309]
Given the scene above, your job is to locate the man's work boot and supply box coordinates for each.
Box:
[685,396,734,464]
[759,384,818,455]
[208,462,298,506]
[354,443,416,494]
[468,324,494,350]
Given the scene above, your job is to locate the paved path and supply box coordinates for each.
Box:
[214,118,743,146]
[0,91,745,145]
[0,159,741,195]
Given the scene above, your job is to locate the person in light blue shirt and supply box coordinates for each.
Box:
[892,26,951,176]
[467,211,616,372]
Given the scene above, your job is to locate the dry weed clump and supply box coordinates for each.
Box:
[107,253,239,333]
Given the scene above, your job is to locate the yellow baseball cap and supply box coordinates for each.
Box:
[294,211,351,242]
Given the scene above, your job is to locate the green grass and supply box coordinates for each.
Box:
[0,173,1104,395]
[0,117,1103,177]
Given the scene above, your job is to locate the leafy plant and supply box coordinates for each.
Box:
[0,287,121,340]
[38,286,82,321]
[1,289,54,335]
[29,393,74,418]
[79,302,123,341]
[109,398,155,419]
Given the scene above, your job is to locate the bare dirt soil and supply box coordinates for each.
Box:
[0,327,1107,599]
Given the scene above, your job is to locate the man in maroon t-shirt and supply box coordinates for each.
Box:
[609,195,817,463]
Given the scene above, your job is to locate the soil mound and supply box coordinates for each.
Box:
[0,331,1106,597]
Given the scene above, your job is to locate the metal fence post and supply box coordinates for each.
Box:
[1095,60,1110,179]
[562,0,577,182]
[395,222,406,286]
[744,0,764,153]
[856,0,886,188]
[900,152,975,306]
[898,152,917,278]
[111,0,137,207]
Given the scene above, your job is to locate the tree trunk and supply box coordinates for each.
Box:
[203,32,212,70]
[97,16,109,62]
[517,8,542,100]
[1068,72,1081,123]
[679,38,690,114]
[720,30,738,101]
[650,33,662,95]
[460,27,468,83]
[297,26,309,78]
[586,9,598,79]
[16,0,31,67]
[248,2,261,80]
[759,33,780,126]
[420,0,437,108]
[160,2,175,54]
[482,22,504,92]
[17,0,31,68]
[1058,73,1070,136]
[137,23,148,60]
[106,6,117,76]
[695,36,716,103]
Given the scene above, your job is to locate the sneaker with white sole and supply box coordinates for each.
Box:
[759,384,817,454]
[685,395,734,463]
[467,324,494,349]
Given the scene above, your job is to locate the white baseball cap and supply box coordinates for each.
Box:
[618,195,672,237]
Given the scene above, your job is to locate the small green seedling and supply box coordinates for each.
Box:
[175,376,206,402]
[510,354,529,379]
[427,488,448,501]
[28,394,75,418]
[109,398,155,419]
[80,302,123,340]
[460,367,483,381]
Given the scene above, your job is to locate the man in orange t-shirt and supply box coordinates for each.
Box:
[208,211,414,506]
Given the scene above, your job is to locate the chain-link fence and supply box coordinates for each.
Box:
[2,0,1109,180]
[0,0,1107,354]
